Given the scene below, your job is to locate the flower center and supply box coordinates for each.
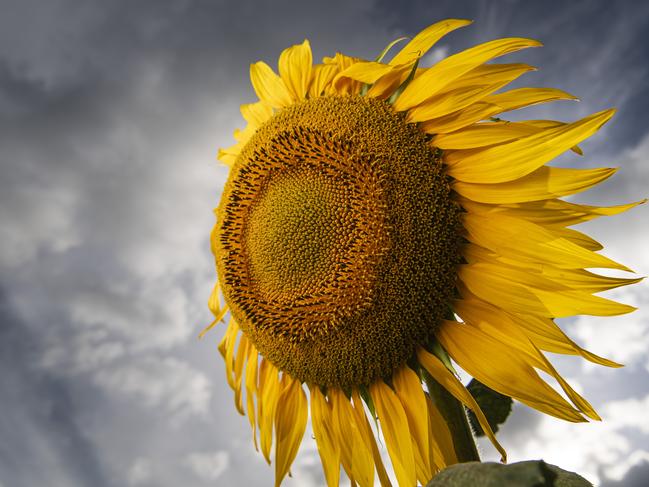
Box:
[215,95,461,388]
[246,167,358,300]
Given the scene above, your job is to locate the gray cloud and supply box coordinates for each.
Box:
[1,0,648,486]
[602,460,649,487]
[0,288,108,487]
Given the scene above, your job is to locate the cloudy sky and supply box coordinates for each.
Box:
[1,0,648,486]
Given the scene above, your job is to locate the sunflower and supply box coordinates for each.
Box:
[206,19,644,487]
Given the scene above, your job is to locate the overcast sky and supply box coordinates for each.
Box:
[1,1,648,486]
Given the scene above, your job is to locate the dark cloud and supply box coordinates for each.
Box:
[1,0,648,486]
[0,288,108,487]
[601,461,649,487]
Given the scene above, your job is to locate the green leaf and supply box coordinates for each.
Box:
[426,461,594,487]
[544,464,595,487]
[374,36,408,63]
[387,57,419,105]
[466,379,513,436]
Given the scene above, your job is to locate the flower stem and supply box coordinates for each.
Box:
[422,368,480,463]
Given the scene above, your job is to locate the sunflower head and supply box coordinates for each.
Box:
[216,94,461,389]
[208,18,643,487]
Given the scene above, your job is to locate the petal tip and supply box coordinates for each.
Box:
[455,18,474,26]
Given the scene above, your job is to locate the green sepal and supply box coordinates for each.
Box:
[375,36,409,63]
[388,57,419,105]
[466,379,513,436]
[358,384,380,432]
[358,384,376,418]
[426,460,594,487]
[430,339,457,376]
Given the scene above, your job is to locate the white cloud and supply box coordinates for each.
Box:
[605,450,649,482]
[40,327,126,372]
[183,451,230,481]
[93,356,212,424]
[0,183,81,268]
[496,394,649,485]
[420,46,449,66]
[603,395,649,434]
[127,457,152,486]
[68,277,192,351]
[568,283,649,372]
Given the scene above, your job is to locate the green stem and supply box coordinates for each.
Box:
[422,368,480,463]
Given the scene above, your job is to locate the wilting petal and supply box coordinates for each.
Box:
[370,381,417,487]
[274,375,308,487]
[310,386,341,487]
[258,359,280,464]
[417,348,506,462]
[392,366,432,483]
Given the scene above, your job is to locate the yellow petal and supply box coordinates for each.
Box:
[258,359,280,463]
[420,101,500,134]
[458,261,636,317]
[549,226,603,251]
[199,283,228,338]
[394,37,542,111]
[407,64,534,122]
[417,348,506,462]
[434,119,572,150]
[250,61,293,108]
[330,389,357,485]
[333,391,375,487]
[437,319,587,422]
[323,53,364,95]
[521,120,583,154]
[498,198,646,227]
[366,61,414,99]
[351,392,393,487]
[241,100,274,128]
[425,394,457,469]
[279,40,313,101]
[462,241,642,293]
[508,311,622,367]
[442,63,536,91]
[370,380,416,487]
[310,386,341,487]
[390,19,473,66]
[407,83,513,124]
[459,198,646,229]
[323,52,361,68]
[245,345,259,450]
[454,294,600,420]
[445,109,615,183]
[422,88,576,134]
[333,61,394,90]
[392,366,432,483]
[309,63,339,97]
[207,281,222,317]
[217,140,244,166]
[453,166,618,204]
[220,318,240,388]
[463,212,630,270]
[233,333,250,415]
[274,375,308,487]
[485,87,578,112]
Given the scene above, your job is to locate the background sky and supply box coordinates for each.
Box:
[1,0,648,486]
